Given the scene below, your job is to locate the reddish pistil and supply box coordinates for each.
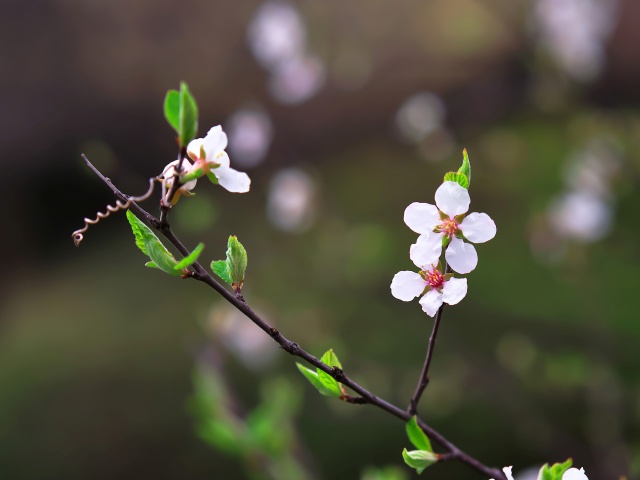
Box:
[423,268,445,289]
[439,218,459,237]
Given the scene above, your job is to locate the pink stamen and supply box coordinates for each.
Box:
[424,268,445,289]
[439,218,459,237]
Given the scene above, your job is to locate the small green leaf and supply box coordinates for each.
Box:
[316,349,343,398]
[211,260,232,285]
[179,82,198,147]
[320,349,343,369]
[402,448,437,474]
[296,363,339,397]
[537,459,573,480]
[443,171,469,189]
[206,171,219,185]
[226,236,248,291]
[126,210,181,275]
[406,416,432,452]
[175,242,204,271]
[458,148,471,184]
[164,89,180,133]
[315,369,342,398]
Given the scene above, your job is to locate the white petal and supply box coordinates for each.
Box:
[404,202,440,234]
[410,231,443,269]
[209,151,231,169]
[459,212,496,243]
[419,289,443,317]
[563,468,588,480]
[434,181,470,217]
[502,466,515,480]
[214,166,251,193]
[390,271,425,301]
[203,125,228,159]
[187,138,205,161]
[442,277,467,305]
[445,236,478,274]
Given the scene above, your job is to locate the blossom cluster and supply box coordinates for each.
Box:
[391,179,496,316]
[160,125,251,205]
[493,465,588,480]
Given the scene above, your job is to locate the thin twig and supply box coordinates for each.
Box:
[407,264,452,416]
[78,156,505,480]
[159,146,188,226]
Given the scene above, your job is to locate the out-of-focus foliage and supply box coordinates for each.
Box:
[1,0,639,479]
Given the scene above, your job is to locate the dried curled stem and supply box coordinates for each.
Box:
[72,173,157,247]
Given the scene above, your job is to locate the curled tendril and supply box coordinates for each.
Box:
[72,177,158,246]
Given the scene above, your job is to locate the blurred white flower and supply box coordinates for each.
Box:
[532,0,619,81]
[391,263,467,317]
[396,92,446,143]
[186,126,251,193]
[405,181,497,274]
[247,1,305,69]
[549,191,612,242]
[227,108,273,169]
[267,168,317,232]
[269,54,326,105]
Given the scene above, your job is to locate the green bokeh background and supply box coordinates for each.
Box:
[1,0,639,479]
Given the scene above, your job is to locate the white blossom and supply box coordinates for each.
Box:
[405,181,496,274]
[490,465,588,480]
[186,125,251,193]
[160,159,197,205]
[391,262,467,317]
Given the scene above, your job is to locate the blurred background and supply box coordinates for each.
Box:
[1,0,639,478]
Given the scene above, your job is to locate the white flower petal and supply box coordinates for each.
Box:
[404,202,440,234]
[563,468,588,480]
[446,236,478,274]
[419,289,443,317]
[442,277,467,306]
[502,466,515,480]
[209,151,231,169]
[214,166,251,193]
[434,181,470,217]
[203,125,228,159]
[187,138,205,161]
[410,231,443,269]
[459,212,496,243]
[390,271,425,301]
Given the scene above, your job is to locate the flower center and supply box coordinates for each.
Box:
[423,268,445,289]
[439,218,459,237]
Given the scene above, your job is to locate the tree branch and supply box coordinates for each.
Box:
[78,156,505,480]
[407,264,452,416]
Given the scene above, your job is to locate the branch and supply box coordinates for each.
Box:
[79,156,505,480]
[407,264,452,416]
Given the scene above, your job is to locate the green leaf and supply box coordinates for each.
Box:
[443,171,469,189]
[315,369,342,398]
[179,82,198,147]
[163,89,180,133]
[296,363,339,397]
[320,349,343,369]
[316,349,343,398]
[402,448,437,474]
[226,235,248,291]
[458,148,471,184]
[174,242,204,271]
[145,261,159,269]
[126,210,181,275]
[406,416,432,452]
[211,260,232,285]
[537,459,573,480]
